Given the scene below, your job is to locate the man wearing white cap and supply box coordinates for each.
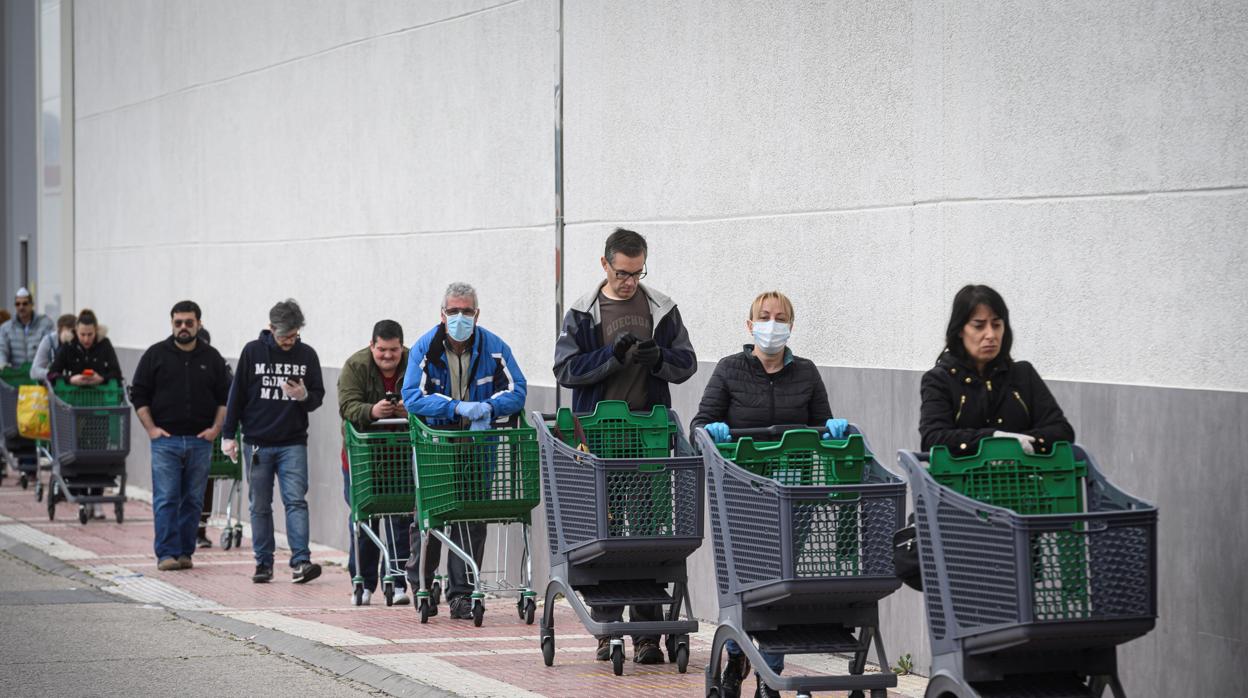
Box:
[0,288,53,369]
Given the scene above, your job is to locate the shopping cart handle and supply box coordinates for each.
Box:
[373,418,409,426]
[728,425,824,438]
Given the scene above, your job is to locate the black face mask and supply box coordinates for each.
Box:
[174,332,196,345]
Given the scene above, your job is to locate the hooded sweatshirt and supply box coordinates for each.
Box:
[222,330,325,447]
[130,336,231,436]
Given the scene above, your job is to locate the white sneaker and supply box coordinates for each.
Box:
[351,589,372,606]
[91,504,107,519]
[393,589,410,606]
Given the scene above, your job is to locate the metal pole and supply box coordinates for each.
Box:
[553,0,565,409]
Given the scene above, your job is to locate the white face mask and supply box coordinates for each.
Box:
[751,320,791,355]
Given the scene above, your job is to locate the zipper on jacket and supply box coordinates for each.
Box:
[1013,390,1030,419]
[769,379,776,424]
[986,379,993,392]
[955,394,966,422]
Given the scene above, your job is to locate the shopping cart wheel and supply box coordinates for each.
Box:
[675,643,689,674]
[418,597,431,624]
[34,479,41,500]
[20,474,28,490]
[220,529,234,550]
[353,583,365,607]
[471,599,484,627]
[233,526,243,548]
[383,580,395,607]
[46,493,55,520]
[523,597,536,625]
[610,643,624,676]
[78,505,89,525]
[431,580,442,606]
[114,503,124,524]
[870,690,888,698]
[541,635,555,666]
[848,691,863,698]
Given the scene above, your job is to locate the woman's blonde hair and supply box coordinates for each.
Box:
[749,291,794,322]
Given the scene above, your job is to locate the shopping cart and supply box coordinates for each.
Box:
[700,424,904,698]
[209,431,245,550]
[45,379,131,524]
[534,400,703,677]
[345,417,413,606]
[410,412,541,625]
[898,438,1157,698]
[0,364,39,489]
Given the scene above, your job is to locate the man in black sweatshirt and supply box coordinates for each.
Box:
[222,299,326,584]
[130,301,231,572]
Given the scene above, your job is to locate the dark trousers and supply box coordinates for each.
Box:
[197,480,214,538]
[405,519,487,601]
[341,468,410,591]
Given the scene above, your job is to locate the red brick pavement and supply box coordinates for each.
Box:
[0,474,906,697]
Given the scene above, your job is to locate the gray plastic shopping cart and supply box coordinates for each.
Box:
[700,424,904,698]
[898,438,1157,698]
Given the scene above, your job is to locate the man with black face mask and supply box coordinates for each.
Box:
[130,301,231,572]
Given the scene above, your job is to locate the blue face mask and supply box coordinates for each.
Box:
[445,314,475,343]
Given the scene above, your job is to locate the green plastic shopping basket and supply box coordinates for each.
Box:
[346,421,416,520]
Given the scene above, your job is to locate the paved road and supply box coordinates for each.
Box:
[0,550,383,697]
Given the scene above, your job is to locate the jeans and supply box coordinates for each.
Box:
[248,444,310,569]
[726,639,785,674]
[342,468,410,592]
[150,436,212,561]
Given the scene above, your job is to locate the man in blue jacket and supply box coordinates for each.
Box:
[402,282,527,620]
[551,227,698,664]
[222,299,326,584]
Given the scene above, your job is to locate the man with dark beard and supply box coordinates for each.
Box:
[130,301,231,571]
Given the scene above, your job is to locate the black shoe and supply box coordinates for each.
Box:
[634,638,665,664]
[448,596,474,620]
[720,653,749,698]
[252,565,273,583]
[595,637,615,661]
[754,675,780,698]
[291,562,322,584]
[196,531,213,549]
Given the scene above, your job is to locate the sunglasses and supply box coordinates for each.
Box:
[173,319,197,328]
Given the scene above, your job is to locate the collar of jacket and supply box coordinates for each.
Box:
[742,344,794,372]
[423,323,479,371]
[569,281,678,327]
[935,348,1010,381]
[162,335,207,356]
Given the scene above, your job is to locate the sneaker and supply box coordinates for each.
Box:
[196,531,213,549]
[392,589,410,606]
[91,503,107,519]
[720,653,749,698]
[252,565,273,583]
[157,557,181,572]
[291,561,322,584]
[448,596,474,620]
[351,589,372,606]
[754,676,780,698]
[177,555,193,570]
[595,637,613,661]
[634,637,665,664]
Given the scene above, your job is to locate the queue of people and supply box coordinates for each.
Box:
[0,227,1075,698]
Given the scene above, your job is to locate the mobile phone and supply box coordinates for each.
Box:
[384,392,400,404]
[637,339,656,348]
[82,369,95,377]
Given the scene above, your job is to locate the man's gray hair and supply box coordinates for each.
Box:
[443,282,478,309]
[269,298,306,335]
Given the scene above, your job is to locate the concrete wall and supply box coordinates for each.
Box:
[71,1,1247,694]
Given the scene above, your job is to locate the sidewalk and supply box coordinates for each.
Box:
[0,474,928,697]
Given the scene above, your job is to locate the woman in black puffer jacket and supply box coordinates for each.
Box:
[919,284,1074,456]
[690,290,844,698]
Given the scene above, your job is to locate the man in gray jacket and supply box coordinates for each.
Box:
[0,288,53,369]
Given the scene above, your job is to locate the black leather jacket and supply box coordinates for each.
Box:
[691,346,833,432]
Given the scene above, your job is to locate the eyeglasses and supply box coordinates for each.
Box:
[608,263,647,281]
[173,319,196,328]
[442,307,478,317]
[14,301,31,307]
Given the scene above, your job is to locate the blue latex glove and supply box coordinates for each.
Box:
[469,418,491,431]
[706,422,731,443]
[455,401,491,421]
[823,418,849,440]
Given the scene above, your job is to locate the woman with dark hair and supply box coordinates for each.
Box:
[48,309,122,384]
[919,285,1074,456]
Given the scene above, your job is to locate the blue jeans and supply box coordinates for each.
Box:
[248,444,311,569]
[726,639,785,674]
[150,436,212,561]
[341,467,410,592]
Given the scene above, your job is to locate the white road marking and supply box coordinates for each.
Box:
[82,563,224,610]
[0,523,98,559]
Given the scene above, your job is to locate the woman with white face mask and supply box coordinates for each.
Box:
[689,290,847,698]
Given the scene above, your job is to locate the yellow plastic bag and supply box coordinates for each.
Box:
[17,384,51,440]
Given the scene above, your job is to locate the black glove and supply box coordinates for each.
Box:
[633,339,662,368]
[611,333,639,362]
